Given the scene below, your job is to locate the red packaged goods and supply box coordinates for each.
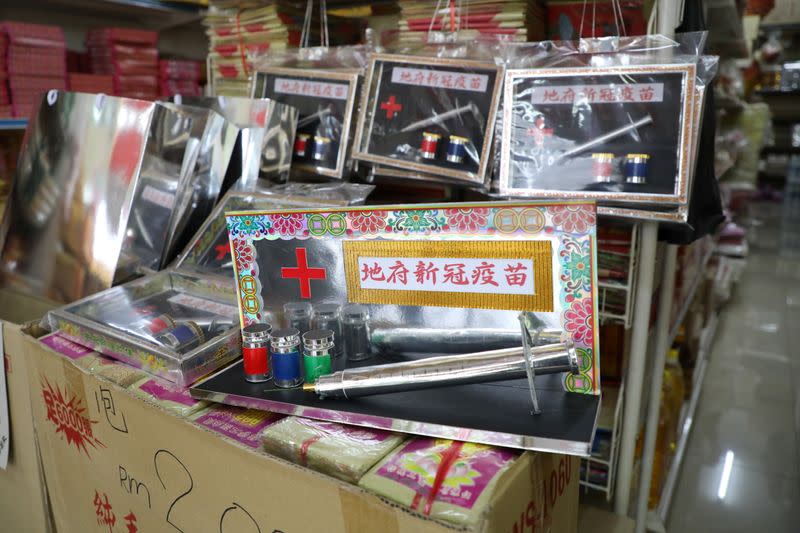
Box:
[1,21,65,48]
[546,0,646,40]
[159,59,201,80]
[7,46,66,76]
[88,56,158,76]
[12,101,36,118]
[86,27,158,46]
[68,73,114,94]
[9,76,65,92]
[160,79,202,96]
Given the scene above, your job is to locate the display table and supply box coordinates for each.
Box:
[19,327,580,533]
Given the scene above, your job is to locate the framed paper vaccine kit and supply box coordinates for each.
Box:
[352,54,504,185]
[192,202,602,454]
[253,68,361,179]
[498,63,697,206]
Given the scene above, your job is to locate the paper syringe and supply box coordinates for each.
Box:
[303,341,578,399]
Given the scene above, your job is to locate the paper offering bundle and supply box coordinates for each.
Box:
[130,377,209,417]
[192,405,284,449]
[353,54,504,185]
[260,416,406,483]
[359,437,519,527]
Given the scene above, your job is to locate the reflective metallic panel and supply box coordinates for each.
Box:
[174,95,298,190]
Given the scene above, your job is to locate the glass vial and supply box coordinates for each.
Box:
[242,323,271,383]
[156,321,205,352]
[302,329,334,383]
[341,304,371,361]
[270,327,303,388]
[311,303,342,356]
[283,302,312,335]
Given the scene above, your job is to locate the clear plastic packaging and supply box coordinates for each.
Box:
[492,33,718,209]
[251,45,372,180]
[260,416,405,483]
[191,404,284,449]
[45,270,241,386]
[358,437,519,527]
[130,376,209,417]
[352,51,504,185]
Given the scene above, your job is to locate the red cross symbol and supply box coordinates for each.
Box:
[214,244,230,261]
[281,248,327,299]
[527,116,553,147]
[380,95,402,119]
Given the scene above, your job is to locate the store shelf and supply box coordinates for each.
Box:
[666,246,714,347]
[653,312,720,526]
[19,0,205,30]
[0,119,28,131]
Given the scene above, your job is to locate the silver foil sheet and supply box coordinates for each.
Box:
[173,95,298,190]
[45,270,241,386]
[0,92,219,302]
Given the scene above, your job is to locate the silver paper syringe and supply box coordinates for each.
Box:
[303,341,578,399]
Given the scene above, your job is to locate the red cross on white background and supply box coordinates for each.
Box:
[380,95,403,119]
[281,248,327,299]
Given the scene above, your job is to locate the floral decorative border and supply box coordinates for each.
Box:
[226,202,600,394]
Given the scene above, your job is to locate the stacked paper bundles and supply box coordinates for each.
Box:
[86,28,159,100]
[205,1,297,96]
[205,1,361,96]
[261,416,406,483]
[396,1,545,45]
[68,73,115,94]
[0,21,67,118]
[159,59,204,97]
[359,437,521,527]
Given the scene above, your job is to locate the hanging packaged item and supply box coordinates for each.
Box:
[0,91,236,303]
[253,66,361,179]
[492,32,719,222]
[352,52,504,186]
[250,41,372,180]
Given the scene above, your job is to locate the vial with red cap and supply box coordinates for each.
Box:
[242,323,272,383]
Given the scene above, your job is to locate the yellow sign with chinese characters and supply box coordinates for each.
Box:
[343,240,553,312]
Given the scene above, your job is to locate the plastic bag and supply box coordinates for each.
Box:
[260,416,405,483]
[351,40,505,186]
[359,437,519,527]
[490,32,717,212]
[251,45,372,180]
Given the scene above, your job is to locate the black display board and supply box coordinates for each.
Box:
[498,64,696,206]
[192,357,599,455]
[353,54,503,184]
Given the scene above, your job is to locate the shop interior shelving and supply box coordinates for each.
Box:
[4,0,205,30]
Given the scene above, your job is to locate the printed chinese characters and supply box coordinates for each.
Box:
[532,83,664,105]
[359,257,534,295]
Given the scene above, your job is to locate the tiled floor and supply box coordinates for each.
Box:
[667,220,800,532]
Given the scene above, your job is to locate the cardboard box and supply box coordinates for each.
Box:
[0,322,54,532]
[23,329,579,533]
